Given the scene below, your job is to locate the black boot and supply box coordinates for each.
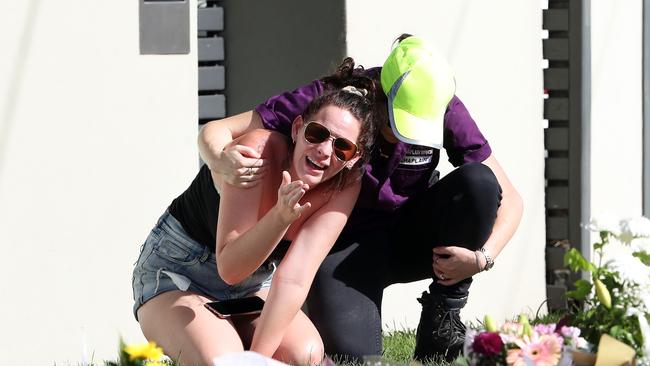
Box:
[413,291,467,362]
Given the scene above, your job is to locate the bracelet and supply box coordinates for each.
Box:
[479,247,495,271]
[473,250,482,273]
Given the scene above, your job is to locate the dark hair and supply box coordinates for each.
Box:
[300,77,378,191]
[322,56,389,135]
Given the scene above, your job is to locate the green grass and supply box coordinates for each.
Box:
[330,329,454,366]
[101,330,454,366]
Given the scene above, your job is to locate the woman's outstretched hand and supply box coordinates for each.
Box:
[215,144,268,188]
[275,171,311,225]
[431,246,482,286]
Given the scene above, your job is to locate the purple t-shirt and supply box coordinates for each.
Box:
[255,67,491,231]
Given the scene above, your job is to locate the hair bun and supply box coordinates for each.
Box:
[341,85,368,98]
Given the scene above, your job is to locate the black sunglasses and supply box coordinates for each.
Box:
[303,121,359,162]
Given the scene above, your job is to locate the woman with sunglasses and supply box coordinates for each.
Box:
[199,35,523,363]
[131,87,377,366]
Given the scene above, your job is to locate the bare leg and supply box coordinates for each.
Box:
[273,310,324,366]
[234,290,324,366]
[137,290,244,366]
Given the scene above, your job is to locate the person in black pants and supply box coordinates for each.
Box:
[198,35,523,362]
[306,162,502,360]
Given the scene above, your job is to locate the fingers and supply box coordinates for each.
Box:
[432,246,453,255]
[294,202,312,216]
[236,165,268,178]
[233,145,262,159]
[281,171,291,187]
[287,185,306,208]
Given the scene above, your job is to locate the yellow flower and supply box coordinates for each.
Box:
[124,341,164,361]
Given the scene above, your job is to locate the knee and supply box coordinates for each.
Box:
[279,337,324,366]
[456,163,501,199]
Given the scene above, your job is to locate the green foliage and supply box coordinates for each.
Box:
[564,229,648,357]
[565,279,592,301]
[564,248,595,273]
[634,250,650,266]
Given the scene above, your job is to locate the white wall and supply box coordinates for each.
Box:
[590,0,643,218]
[345,0,547,329]
[0,1,197,365]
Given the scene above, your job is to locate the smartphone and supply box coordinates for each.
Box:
[205,296,265,318]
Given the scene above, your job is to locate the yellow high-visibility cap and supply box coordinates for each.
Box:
[381,36,455,148]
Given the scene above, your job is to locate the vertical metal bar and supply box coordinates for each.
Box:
[641,0,650,217]
[568,0,591,261]
[580,0,592,257]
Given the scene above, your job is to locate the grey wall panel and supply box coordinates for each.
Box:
[199,95,226,119]
[546,285,568,310]
[546,186,569,209]
[544,98,570,120]
[199,66,225,90]
[544,68,569,90]
[543,38,570,60]
[545,158,569,180]
[543,9,569,31]
[139,0,190,54]
[547,216,569,239]
[198,37,225,62]
[198,7,224,31]
[221,0,346,115]
[545,246,567,271]
[544,127,569,150]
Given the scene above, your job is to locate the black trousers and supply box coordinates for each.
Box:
[305,162,502,359]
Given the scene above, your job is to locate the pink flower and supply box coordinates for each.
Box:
[472,332,504,356]
[534,323,556,335]
[506,334,562,366]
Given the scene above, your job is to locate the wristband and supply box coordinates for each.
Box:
[479,247,494,271]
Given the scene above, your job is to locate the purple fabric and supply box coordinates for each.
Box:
[254,68,492,223]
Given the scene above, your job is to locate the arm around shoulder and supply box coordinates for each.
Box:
[199,111,266,190]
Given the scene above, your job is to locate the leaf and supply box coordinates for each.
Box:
[633,251,650,266]
[566,279,592,301]
[564,248,595,272]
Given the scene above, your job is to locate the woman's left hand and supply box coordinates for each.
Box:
[431,246,481,286]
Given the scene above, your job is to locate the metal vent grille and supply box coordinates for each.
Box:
[198,1,225,124]
[543,0,591,312]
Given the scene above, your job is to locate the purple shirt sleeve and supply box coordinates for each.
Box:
[254,80,326,136]
[443,96,492,166]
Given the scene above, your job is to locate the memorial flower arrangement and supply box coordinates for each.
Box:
[463,314,586,366]
[463,215,650,366]
[563,215,650,365]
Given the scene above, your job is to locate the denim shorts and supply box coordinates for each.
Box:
[132,211,276,319]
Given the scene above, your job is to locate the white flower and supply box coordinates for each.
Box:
[619,216,650,244]
[587,214,622,236]
[640,290,650,311]
[606,249,650,286]
[631,237,650,253]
